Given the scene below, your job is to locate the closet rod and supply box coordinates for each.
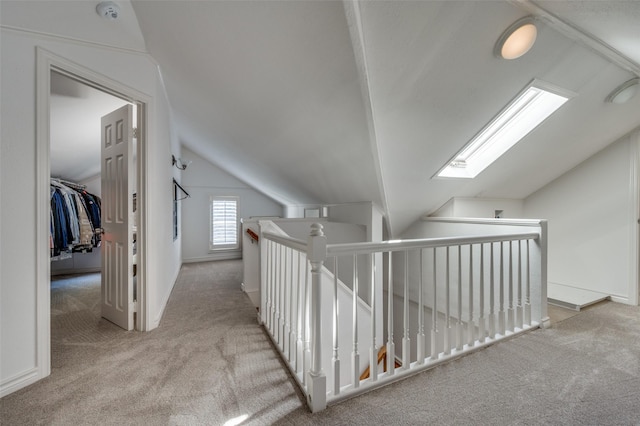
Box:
[51,177,87,190]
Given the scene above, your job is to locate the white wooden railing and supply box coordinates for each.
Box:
[259,219,548,412]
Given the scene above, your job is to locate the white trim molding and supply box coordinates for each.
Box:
[0,368,39,398]
[630,129,640,305]
[32,47,153,394]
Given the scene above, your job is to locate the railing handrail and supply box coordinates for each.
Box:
[326,232,539,257]
[262,229,540,258]
[422,216,546,227]
[262,230,307,252]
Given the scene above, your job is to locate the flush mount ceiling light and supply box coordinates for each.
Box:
[436,79,575,179]
[605,78,640,104]
[495,16,538,60]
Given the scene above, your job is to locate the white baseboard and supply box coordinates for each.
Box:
[0,367,40,398]
[51,267,101,276]
[183,252,242,263]
[244,288,260,308]
[610,295,631,305]
[151,264,182,329]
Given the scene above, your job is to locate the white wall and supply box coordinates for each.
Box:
[1,15,181,396]
[80,174,101,198]
[181,146,284,263]
[431,197,524,219]
[523,129,640,304]
[398,217,548,325]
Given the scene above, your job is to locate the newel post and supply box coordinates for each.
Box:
[529,220,550,329]
[306,223,327,412]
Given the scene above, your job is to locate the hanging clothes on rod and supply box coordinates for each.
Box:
[50,178,102,259]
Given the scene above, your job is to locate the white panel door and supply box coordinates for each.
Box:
[101,104,134,330]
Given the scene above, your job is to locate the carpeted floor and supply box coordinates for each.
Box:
[2,261,640,425]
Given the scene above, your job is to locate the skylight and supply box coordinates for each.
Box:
[436,79,574,179]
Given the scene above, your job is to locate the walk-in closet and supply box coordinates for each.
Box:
[49,70,135,351]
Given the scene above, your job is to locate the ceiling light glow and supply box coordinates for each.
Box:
[436,80,574,179]
[605,78,640,104]
[495,17,538,60]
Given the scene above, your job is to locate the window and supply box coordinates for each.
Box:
[210,196,239,250]
[436,79,574,179]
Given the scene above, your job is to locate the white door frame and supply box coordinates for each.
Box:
[632,129,640,306]
[36,47,150,379]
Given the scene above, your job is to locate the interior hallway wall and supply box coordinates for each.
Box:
[180,146,284,263]
[523,128,640,305]
[1,5,181,396]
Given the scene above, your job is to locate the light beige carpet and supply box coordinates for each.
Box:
[2,261,640,425]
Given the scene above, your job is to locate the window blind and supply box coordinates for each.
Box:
[210,197,238,249]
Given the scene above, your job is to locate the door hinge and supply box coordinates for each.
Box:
[133,127,139,139]
[131,300,138,313]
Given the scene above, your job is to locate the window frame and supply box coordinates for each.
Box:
[209,195,240,251]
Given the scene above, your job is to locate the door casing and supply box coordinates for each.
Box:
[36,47,150,382]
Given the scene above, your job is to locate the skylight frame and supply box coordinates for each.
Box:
[435,79,575,179]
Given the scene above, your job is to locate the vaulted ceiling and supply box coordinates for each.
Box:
[130,0,640,235]
[12,1,638,236]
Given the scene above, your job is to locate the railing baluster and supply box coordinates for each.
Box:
[431,247,439,359]
[279,244,285,348]
[525,239,532,325]
[296,251,304,376]
[444,246,451,355]
[516,240,524,329]
[467,244,475,347]
[417,250,425,364]
[284,247,291,357]
[289,248,297,361]
[507,241,515,332]
[290,250,298,371]
[386,251,395,376]
[274,243,280,342]
[274,244,280,344]
[456,245,463,351]
[499,241,506,335]
[303,258,310,385]
[332,257,340,395]
[402,251,410,369]
[352,254,360,388]
[273,242,278,335]
[265,240,272,330]
[272,244,277,341]
[369,253,378,381]
[489,242,496,339]
[478,243,486,341]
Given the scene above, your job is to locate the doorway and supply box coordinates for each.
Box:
[36,48,149,379]
[49,71,136,333]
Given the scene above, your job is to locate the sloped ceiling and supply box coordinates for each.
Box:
[130,0,640,236]
[131,1,639,235]
[50,72,130,182]
[133,1,382,209]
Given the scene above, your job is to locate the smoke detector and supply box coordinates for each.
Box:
[96,1,120,20]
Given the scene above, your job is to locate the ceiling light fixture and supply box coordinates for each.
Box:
[436,79,575,179]
[495,16,538,60]
[605,78,640,104]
